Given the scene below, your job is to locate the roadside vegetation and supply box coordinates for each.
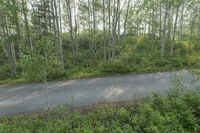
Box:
[1,0,200,132]
[1,81,200,132]
[1,0,200,84]
[1,35,200,84]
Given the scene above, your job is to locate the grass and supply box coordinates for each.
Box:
[0,67,187,85]
[0,87,200,132]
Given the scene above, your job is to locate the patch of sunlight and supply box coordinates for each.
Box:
[87,78,103,84]
[4,86,25,93]
[182,41,194,50]
[155,73,167,79]
[0,92,41,107]
[105,86,125,99]
[58,80,75,87]
[160,78,167,83]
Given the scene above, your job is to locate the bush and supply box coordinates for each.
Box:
[100,62,131,74]
[1,35,200,83]
[0,64,10,80]
[0,88,200,133]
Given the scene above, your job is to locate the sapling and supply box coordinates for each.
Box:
[22,36,62,111]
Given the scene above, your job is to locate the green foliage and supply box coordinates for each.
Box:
[21,36,62,81]
[60,35,199,82]
[1,35,200,83]
[0,64,10,80]
[100,62,131,74]
[0,88,200,133]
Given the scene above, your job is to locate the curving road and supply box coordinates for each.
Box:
[0,70,196,115]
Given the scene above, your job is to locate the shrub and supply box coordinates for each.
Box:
[100,62,131,74]
[0,88,200,133]
[0,64,10,80]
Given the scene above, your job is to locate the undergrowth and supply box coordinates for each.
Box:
[0,87,200,132]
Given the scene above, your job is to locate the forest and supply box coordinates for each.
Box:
[1,0,200,132]
[0,0,199,83]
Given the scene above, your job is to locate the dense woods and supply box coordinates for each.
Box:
[0,0,200,82]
